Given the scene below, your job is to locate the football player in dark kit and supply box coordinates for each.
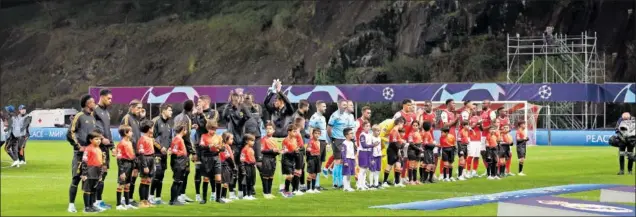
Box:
[243,93,263,171]
[120,99,143,207]
[92,89,113,210]
[66,94,97,213]
[192,95,219,202]
[150,104,173,204]
[173,100,197,203]
[223,91,251,199]
[609,112,636,175]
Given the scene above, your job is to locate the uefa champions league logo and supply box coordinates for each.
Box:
[538,85,552,99]
[382,87,394,100]
[537,200,633,213]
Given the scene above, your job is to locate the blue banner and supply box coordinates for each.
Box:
[27,128,616,146]
[370,184,618,211]
[535,130,615,146]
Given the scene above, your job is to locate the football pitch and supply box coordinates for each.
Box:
[1,142,634,216]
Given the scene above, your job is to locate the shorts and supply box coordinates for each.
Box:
[86,166,103,179]
[154,155,168,175]
[306,155,321,174]
[71,152,83,178]
[200,155,222,177]
[499,145,511,158]
[357,151,371,168]
[139,155,155,178]
[297,150,305,170]
[486,147,498,163]
[260,156,277,177]
[433,147,440,156]
[170,155,189,181]
[132,158,140,171]
[221,163,234,185]
[441,147,455,163]
[468,141,481,157]
[516,141,527,159]
[387,151,399,165]
[370,156,382,172]
[407,150,418,161]
[117,160,133,185]
[83,178,99,192]
[458,143,469,158]
[480,137,487,151]
[241,164,256,186]
[342,158,356,176]
[319,140,327,162]
[332,139,344,160]
[281,153,297,175]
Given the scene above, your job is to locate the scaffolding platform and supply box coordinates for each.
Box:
[506,30,607,131]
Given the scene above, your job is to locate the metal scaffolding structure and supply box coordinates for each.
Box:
[506,30,606,129]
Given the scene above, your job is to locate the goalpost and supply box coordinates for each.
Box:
[412,100,543,146]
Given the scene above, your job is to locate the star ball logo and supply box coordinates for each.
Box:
[382,87,394,100]
[537,200,633,213]
[538,85,552,99]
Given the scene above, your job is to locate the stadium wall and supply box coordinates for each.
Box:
[26,128,615,146]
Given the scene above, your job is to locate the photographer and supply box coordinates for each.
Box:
[609,112,635,175]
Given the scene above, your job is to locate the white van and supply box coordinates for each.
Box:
[28,109,78,128]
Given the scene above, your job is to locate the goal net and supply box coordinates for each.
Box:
[413,101,543,145]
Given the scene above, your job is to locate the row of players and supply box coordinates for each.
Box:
[77,105,528,213]
[67,84,528,213]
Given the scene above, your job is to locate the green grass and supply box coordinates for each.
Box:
[1,142,634,216]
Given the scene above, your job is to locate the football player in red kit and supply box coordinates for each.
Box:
[438,99,458,180]
[496,107,513,176]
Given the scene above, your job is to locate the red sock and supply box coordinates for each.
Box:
[473,158,479,170]
[438,160,444,174]
[401,161,409,178]
[505,159,511,173]
[325,156,334,169]
[466,156,473,171]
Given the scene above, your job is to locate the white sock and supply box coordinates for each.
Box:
[368,170,374,186]
[343,175,349,189]
[374,172,380,186]
[357,168,365,188]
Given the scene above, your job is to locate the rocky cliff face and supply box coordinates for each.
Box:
[1,0,634,110]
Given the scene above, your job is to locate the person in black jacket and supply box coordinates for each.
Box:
[66,95,97,213]
[264,80,295,139]
[192,95,219,202]
[223,91,251,198]
[243,93,263,165]
[173,100,197,203]
[150,104,173,204]
[92,89,114,209]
